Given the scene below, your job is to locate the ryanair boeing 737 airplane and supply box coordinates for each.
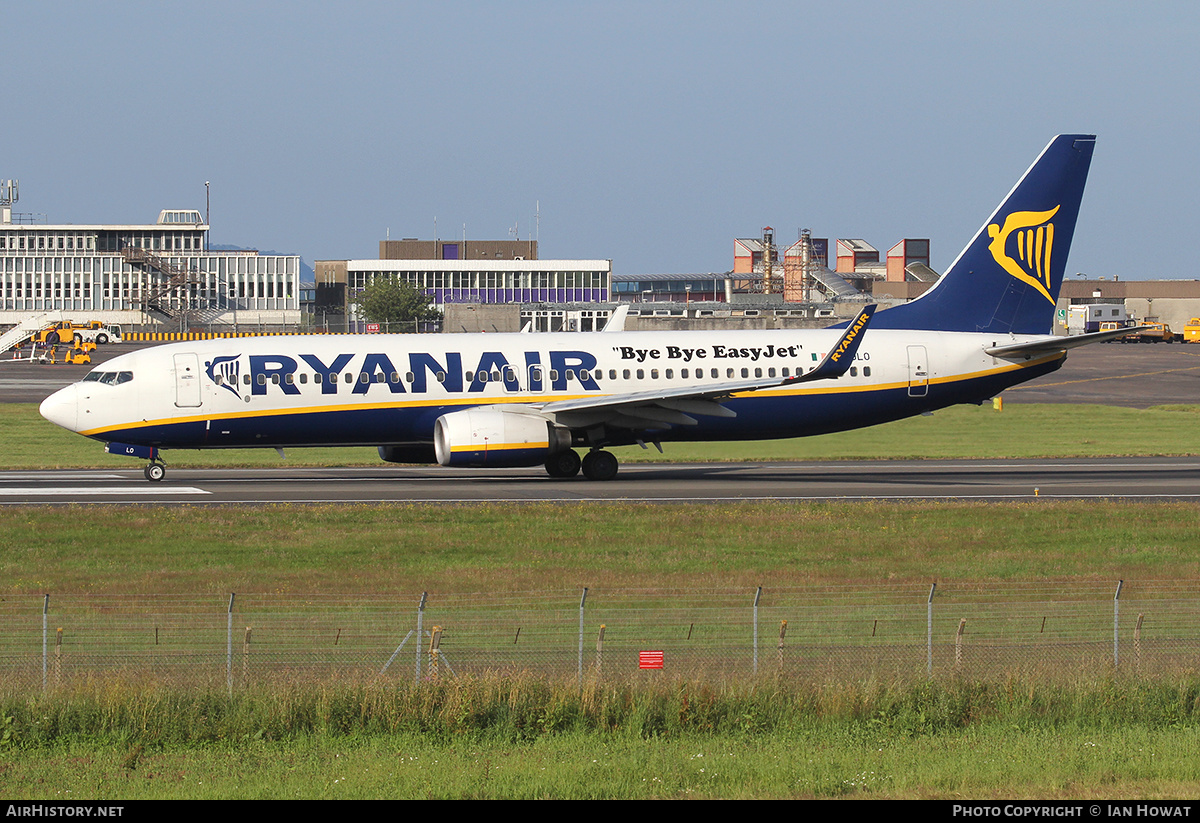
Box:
[40,134,1121,482]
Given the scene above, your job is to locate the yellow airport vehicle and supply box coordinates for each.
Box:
[1184,318,1200,343]
[1122,321,1176,343]
[28,320,123,345]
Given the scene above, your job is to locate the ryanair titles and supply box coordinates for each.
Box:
[206,349,604,398]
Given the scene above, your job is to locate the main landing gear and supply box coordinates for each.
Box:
[543,449,619,481]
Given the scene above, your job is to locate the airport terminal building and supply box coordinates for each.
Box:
[0,202,301,327]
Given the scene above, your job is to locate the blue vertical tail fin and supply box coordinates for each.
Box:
[868,134,1096,334]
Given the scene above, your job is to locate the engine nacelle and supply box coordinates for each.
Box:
[434,408,572,468]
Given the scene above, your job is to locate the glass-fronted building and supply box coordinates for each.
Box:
[0,209,301,326]
[344,258,612,307]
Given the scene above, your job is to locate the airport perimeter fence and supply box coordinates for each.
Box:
[3,581,1200,693]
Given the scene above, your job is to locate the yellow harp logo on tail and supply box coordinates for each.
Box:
[986,205,1060,305]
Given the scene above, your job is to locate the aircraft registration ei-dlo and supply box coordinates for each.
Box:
[40,134,1125,482]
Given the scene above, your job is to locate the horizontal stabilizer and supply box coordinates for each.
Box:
[985,326,1152,358]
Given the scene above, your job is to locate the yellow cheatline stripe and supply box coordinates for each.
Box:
[450,441,549,453]
[77,353,1061,438]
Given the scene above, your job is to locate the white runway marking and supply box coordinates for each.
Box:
[0,486,210,496]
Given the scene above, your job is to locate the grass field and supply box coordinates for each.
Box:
[4,402,1200,798]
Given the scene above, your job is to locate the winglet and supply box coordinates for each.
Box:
[601,304,629,333]
[786,304,875,385]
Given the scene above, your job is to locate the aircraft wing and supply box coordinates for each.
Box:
[538,305,875,431]
[984,325,1151,358]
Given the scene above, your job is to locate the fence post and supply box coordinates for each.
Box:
[1113,580,1123,668]
[227,594,235,696]
[54,628,62,687]
[954,618,966,671]
[415,592,427,684]
[1134,613,1144,675]
[41,594,49,693]
[927,583,936,677]
[777,620,787,674]
[753,587,762,674]
[595,624,606,677]
[429,626,442,681]
[578,588,588,687]
[243,627,252,684]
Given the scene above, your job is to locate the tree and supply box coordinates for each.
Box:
[352,276,440,325]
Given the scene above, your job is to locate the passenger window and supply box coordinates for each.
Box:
[850,367,858,377]
[864,366,872,377]
[665,369,673,379]
[565,369,576,381]
[682,369,689,378]
[299,373,308,384]
[315,373,323,384]
[768,368,775,378]
[608,370,616,380]
[465,371,474,383]
[285,373,294,384]
[406,372,415,383]
[754,368,762,378]
[549,370,559,382]
[505,367,517,382]
[578,369,589,381]
[243,374,251,385]
[436,371,446,383]
[711,369,718,379]
[622,369,630,380]
[726,368,734,378]
[651,369,659,379]
[636,369,644,380]
[257,374,266,386]
[344,373,353,383]
[272,374,281,385]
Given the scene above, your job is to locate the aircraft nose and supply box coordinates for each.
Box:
[39,384,80,432]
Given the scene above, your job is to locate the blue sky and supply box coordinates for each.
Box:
[4,1,1197,279]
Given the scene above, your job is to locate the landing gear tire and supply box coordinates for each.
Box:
[581,450,619,481]
[544,449,581,478]
[144,463,165,482]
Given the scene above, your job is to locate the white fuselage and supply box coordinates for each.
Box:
[40,327,1062,451]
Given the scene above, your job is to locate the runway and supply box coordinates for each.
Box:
[3,457,1198,504]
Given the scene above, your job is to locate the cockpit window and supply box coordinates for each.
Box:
[84,371,133,385]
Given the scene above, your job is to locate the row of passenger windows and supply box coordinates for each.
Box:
[215,363,874,388]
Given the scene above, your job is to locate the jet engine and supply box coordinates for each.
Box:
[434,408,572,468]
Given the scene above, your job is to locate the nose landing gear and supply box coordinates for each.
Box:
[144,460,166,482]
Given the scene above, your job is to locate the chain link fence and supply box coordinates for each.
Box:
[3,581,1199,692]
